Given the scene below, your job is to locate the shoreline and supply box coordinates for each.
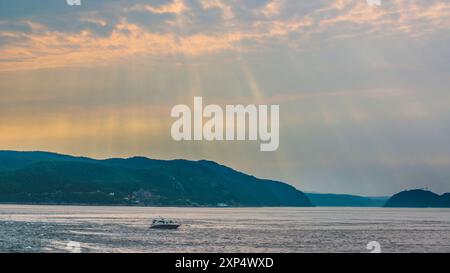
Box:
[1,203,450,209]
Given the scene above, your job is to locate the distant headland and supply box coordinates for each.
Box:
[384,189,450,208]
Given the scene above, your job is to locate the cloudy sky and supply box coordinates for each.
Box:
[1,0,450,196]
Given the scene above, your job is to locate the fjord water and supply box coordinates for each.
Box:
[0,205,449,253]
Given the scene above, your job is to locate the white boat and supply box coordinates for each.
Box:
[150,218,180,229]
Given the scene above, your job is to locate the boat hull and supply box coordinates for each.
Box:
[150,224,180,229]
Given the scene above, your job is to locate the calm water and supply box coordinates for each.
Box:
[0,205,449,253]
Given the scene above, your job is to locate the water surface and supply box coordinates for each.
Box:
[0,205,449,253]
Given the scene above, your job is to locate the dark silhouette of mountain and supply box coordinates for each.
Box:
[0,151,313,207]
[0,150,91,171]
[306,193,388,207]
[441,193,450,205]
[384,189,450,208]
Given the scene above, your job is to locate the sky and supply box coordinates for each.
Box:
[1,0,450,196]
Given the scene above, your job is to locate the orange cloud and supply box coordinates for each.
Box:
[200,0,234,20]
[0,20,255,71]
[1,1,450,72]
[318,0,450,36]
[0,16,311,71]
[127,0,187,14]
[260,0,285,17]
